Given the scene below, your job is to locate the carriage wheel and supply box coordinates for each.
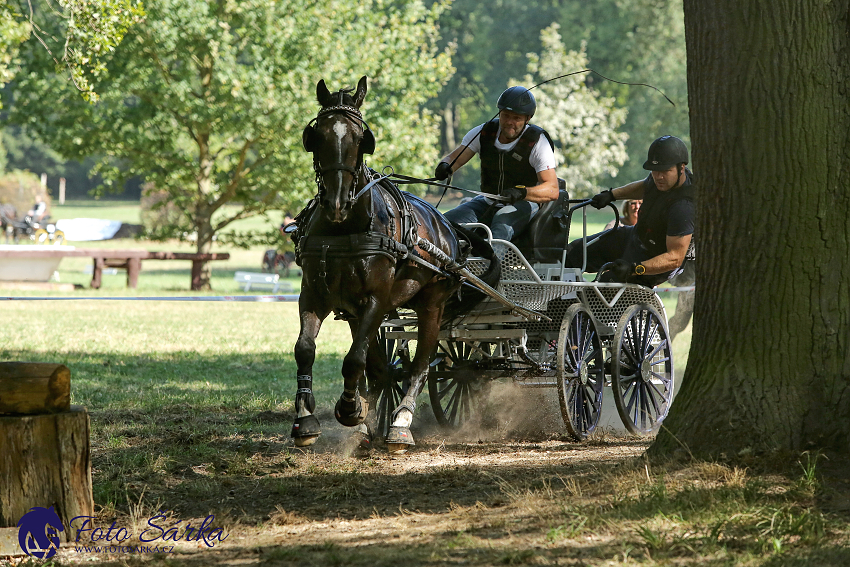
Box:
[374,327,411,438]
[34,229,49,244]
[611,304,674,435]
[52,230,65,245]
[428,339,494,430]
[556,303,604,441]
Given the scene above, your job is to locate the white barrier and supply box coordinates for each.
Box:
[0,295,301,302]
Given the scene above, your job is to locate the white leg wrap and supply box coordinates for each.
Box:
[392,408,413,428]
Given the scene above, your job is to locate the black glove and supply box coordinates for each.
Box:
[598,259,640,283]
[501,185,527,204]
[590,189,615,210]
[434,161,453,180]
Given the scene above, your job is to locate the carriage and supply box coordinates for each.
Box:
[0,208,65,244]
[373,191,676,442]
[293,76,675,453]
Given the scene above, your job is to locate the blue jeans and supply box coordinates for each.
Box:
[444,196,540,241]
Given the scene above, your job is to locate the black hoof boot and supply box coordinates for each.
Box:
[291,414,321,447]
[335,394,369,427]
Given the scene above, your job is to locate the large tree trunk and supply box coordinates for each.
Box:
[653,1,850,456]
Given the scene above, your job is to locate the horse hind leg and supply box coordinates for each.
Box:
[386,303,443,455]
[354,335,391,451]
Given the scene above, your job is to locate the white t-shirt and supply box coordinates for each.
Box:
[460,122,556,173]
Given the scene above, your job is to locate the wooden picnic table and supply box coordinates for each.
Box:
[0,248,230,290]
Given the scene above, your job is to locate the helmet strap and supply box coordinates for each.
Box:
[673,164,685,189]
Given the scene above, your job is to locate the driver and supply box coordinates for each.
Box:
[28,194,48,223]
[434,86,559,241]
[564,135,695,287]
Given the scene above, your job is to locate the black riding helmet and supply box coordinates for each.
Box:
[642,135,689,170]
[497,86,536,117]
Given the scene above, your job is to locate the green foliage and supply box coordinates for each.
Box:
[59,0,145,102]
[0,2,30,87]
[0,168,48,212]
[514,24,628,197]
[1,0,141,97]
[435,0,688,186]
[10,0,453,262]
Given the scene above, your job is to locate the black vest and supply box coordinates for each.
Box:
[634,169,696,256]
[479,120,553,196]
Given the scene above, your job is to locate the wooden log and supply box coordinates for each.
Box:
[0,406,93,540]
[0,363,70,415]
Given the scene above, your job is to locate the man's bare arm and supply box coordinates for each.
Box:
[523,168,559,203]
[641,234,691,275]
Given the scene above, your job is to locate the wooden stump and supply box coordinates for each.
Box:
[1,363,93,545]
[0,363,71,415]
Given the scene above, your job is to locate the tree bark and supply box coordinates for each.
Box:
[0,363,71,415]
[0,407,93,539]
[653,0,850,457]
[194,220,215,291]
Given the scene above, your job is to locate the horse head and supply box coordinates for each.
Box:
[303,75,375,223]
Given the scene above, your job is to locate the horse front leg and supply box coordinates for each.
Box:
[291,302,330,447]
[334,300,385,427]
[387,302,443,455]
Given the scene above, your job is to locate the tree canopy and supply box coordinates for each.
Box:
[9,0,453,288]
[432,0,687,189]
[516,24,628,196]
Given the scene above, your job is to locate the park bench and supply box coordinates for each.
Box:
[234,271,294,293]
[0,248,231,290]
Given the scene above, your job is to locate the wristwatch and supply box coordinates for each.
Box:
[634,263,646,276]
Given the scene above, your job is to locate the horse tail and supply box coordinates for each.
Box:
[441,222,501,325]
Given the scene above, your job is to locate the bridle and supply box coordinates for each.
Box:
[303,99,375,204]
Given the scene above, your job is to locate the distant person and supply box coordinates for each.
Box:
[603,199,642,231]
[264,213,297,275]
[434,86,559,241]
[28,194,48,223]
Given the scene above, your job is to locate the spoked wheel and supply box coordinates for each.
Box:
[428,339,494,430]
[374,327,411,438]
[34,229,49,243]
[51,230,65,245]
[556,303,605,441]
[611,304,674,435]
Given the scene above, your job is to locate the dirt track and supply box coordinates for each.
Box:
[40,387,653,566]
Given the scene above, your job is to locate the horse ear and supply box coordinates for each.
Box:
[352,75,368,109]
[316,79,331,107]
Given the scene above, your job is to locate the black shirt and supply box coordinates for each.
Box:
[634,169,695,257]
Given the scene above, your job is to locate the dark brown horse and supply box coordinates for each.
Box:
[291,76,498,453]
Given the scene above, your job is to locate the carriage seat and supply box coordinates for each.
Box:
[512,181,572,263]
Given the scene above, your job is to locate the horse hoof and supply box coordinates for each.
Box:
[386,426,415,454]
[291,415,321,445]
[294,435,319,447]
[334,395,369,427]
